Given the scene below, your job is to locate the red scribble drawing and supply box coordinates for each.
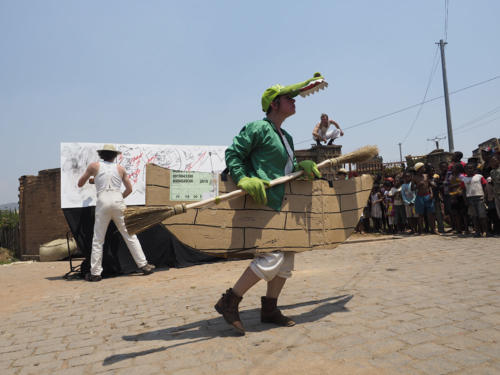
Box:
[129,168,141,184]
[117,152,145,185]
[129,154,144,184]
[186,151,206,171]
[131,152,143,164]
[62,143,228,209]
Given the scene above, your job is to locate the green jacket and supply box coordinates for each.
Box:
[225,118,298,211]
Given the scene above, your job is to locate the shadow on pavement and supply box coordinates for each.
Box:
[103,294,352,366]
[344,236,403,244]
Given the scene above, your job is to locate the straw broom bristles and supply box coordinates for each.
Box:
[318,145,378,168]
[125,204,186,236]
[124,145,378,235]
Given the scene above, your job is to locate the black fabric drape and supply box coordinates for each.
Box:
[62,207,222,278]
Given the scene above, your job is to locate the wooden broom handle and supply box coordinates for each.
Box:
[185,153,351,210]
[185,170,303,210]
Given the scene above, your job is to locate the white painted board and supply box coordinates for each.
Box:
[60,143,227,208]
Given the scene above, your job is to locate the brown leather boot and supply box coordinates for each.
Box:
[261,297,295,327]
[214,288,245,335]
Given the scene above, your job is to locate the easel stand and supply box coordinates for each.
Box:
[63,231,82,279]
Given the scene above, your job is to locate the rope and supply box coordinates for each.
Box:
[174,204,186,215]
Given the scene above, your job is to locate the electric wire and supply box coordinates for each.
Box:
[449,75,500,95]
[444,0,449,41]
[435,104,500,137]
[293,74,500,146]
[348,75,500,129]
[400,46,440,143]
[454,115,500,135]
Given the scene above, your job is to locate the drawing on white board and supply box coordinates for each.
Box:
[60,143,227,208]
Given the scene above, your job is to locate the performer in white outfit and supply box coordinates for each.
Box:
[78,144,155,281]
[312,113,344,146]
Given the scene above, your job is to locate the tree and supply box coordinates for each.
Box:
[0,210,19,229]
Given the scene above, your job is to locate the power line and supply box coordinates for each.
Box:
[435,104,500,136]
[427,136,446,150]
[400,46,440,143]
[345,75,500,130]
[444,0,449,41]
[454,115,500,135]
[294,74,500,146]
[449,75,500,95]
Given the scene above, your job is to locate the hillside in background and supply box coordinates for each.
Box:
[0,202,18,211]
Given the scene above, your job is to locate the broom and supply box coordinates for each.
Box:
[124,145,378,235]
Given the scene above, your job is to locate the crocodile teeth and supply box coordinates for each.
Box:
[299,81,328,97]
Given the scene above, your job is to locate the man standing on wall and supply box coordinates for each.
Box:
[312,113,344,146]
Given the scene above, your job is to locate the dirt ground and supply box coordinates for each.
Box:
[3,234,498,374]
[0,260,73,316]
[0,238,396,375]
[0,233,389,317]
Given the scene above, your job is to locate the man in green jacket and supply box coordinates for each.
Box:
[214,74,325,335]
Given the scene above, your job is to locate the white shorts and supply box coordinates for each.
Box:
[326,128,341,140]
[314,128,340,141]
[250,251,295,282]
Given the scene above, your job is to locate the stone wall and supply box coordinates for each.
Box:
[18,168,70,260]
[295,145,342,181]
[426,150,453,169]
[406,150,453,170]
[472,137,500,158]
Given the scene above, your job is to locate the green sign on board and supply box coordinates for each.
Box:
[170,171,218,201]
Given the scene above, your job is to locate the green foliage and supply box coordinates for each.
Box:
[0,210,19,229]
[0,247,16,264]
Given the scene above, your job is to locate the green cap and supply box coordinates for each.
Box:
[261,72,328,112]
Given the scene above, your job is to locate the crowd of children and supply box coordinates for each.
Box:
[356,148,500,237]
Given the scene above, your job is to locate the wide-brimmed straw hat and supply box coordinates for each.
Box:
[414,162,425,171]
[338,168,348,174]
[97,144,122,154]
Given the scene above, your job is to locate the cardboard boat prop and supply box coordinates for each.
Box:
[124,73,374,258]
[142,164,373,258]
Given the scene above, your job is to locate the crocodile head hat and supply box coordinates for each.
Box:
[261,72,329,112]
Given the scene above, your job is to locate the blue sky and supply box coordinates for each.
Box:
[1,1,499,204]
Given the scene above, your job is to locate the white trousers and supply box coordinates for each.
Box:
[250,251,295,282]
[90,190,147,276]
[315,128,340,141]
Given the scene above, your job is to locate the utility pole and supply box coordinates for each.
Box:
[427,136,446,150]
[437,39,454,152]
[398,142,403,162]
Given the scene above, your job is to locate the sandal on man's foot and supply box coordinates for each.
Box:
[141,264,156,275]
[85,273,102,282]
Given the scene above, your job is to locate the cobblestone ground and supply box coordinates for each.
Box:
[1,234,499,375]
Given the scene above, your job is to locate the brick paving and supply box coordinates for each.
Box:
[0,234,499,374]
